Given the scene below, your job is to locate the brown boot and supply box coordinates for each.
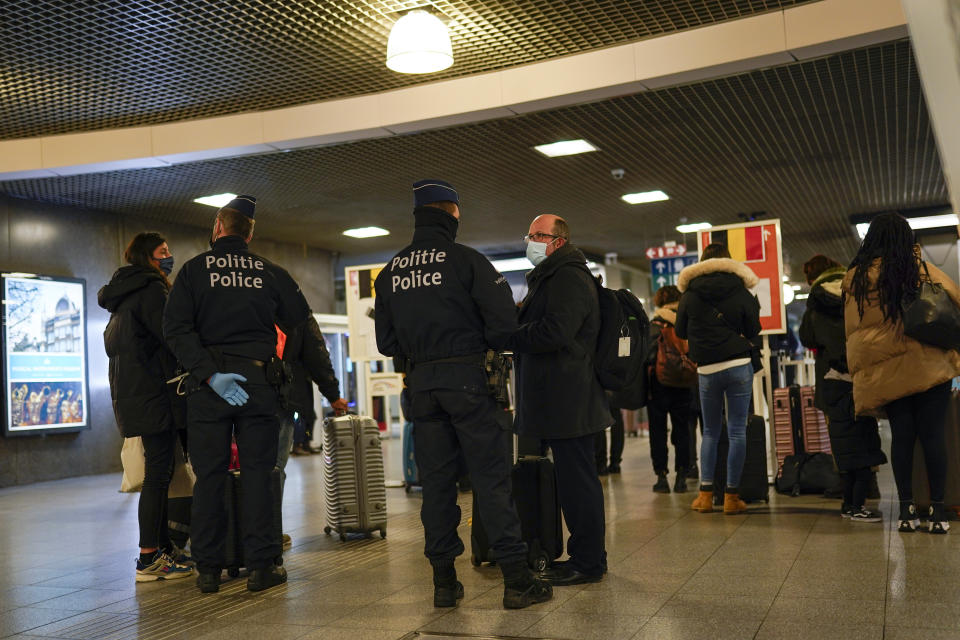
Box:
[723,491,747,515]
[691,490,713,513]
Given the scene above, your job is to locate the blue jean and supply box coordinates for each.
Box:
[698,363,754,489]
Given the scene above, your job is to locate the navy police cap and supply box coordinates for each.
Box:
[413,179,459,209]
[220,195,257,218]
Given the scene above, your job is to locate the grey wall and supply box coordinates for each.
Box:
[0,196,335,488]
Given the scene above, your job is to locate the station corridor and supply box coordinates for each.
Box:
[0,433,956,640]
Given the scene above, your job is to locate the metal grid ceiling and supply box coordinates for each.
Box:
[1,0,813,140]
[1,40,946,275]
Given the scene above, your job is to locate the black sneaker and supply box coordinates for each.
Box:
[929,504,951,535]
[247,565,287,592]
[840,503,853,519]
[898,502,920,532]
[196,572,221,593]
[673,472,688,493]
[434,581,465,607]
[608,464,621,474]
[849,507,882,523]
[503,577,553,609]
[653,472,670,493]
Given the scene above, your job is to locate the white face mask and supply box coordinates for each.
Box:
[526,240,549,266]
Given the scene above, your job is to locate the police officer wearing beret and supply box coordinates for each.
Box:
[374,180,552,610]
[163,196,310,594]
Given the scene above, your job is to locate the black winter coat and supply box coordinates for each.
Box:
[509,245,612,440]
[798,267,847,410]
[676,258,761,366]
[99,265,183,437]
[799,267,886,471]
[281,316,341,422]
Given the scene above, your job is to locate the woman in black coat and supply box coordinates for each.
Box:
[676,244,761,515]
[799,254,886,522]
[99,232,193,582]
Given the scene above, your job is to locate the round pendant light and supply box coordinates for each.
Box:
[386,9,453,74]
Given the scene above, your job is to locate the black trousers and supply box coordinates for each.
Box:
[188,384,280,573]
[595,400,625,468]
[139,430,177,550]
[412,388,526,566]
[547,433,606,576]
[647,377,692,474]
[885,381,952,504]
[842,467,872,509]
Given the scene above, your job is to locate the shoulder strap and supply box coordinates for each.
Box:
[688,289,754,350]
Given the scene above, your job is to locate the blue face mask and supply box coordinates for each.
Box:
[157,256,174,275]
[526,240,549,266]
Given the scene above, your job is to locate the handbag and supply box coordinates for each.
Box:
[902,261,960,352]
[119,435,195,497]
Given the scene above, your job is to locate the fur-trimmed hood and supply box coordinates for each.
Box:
[677,258,759,293]
[653,302,678,325]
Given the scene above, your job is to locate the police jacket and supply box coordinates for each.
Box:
[676,258,761,366]
[99,265,184,437]
[281,316,341,421]
[374,207,517,393]
[509,244,612,440]
[163,235,311,384]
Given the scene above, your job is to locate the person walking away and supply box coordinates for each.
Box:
[509,214,611,585]
[164,195,311,592]
[374,180,552,609]
[99,232,193,582]
[799,254,886,522]
[646,285,693,494]
[676,243,761,515]
[843,213,960,533]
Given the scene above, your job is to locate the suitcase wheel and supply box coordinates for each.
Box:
[532,552,549,573]
[227,567,239,578]
[404,483,411,493]
[339,533,347,542]
[380,528,387,539]
[324,526,332,535]
[275,556,283,566]
[470,555,482,567]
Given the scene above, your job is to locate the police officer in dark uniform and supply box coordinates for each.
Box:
[374,180,552,610]
[163,195,310,594]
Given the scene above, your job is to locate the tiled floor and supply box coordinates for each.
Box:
[0,431,957,640]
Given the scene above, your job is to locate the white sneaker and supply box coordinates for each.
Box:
[136,552,195,582]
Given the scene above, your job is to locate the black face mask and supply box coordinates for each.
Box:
[157,256,174,275]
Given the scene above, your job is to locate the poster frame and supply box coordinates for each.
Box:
[1,272,91,437]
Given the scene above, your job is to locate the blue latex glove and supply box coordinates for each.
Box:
[208,373,249,406]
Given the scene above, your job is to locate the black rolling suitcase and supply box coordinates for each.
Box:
[224,468,284,577]
[712,415,769,504]
[471,454,563,572]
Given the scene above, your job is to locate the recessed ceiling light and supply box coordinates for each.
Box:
[676,222,712,233]
[622,190,669,205]
[193,193,237,208]
[491,257,534,272]
[533,139,598,157]
[343,227,390,239]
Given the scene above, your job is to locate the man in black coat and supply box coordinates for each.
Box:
[374,179,551,610]
[509,214,612,586]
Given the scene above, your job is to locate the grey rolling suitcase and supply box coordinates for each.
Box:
[322,415,388,540]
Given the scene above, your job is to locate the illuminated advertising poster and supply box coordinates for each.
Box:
[698,220,786,335]
[345,264,385,362]
[1,274,90,436]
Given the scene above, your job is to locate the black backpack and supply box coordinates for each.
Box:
[591,275,650,398]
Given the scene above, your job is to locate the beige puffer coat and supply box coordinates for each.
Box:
[843,260,960,415]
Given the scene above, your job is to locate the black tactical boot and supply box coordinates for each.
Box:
[432,562,464,607]
[673,471,688,493]
[653,471,671,493]
[247,565,287,592]
[501,560,553,609]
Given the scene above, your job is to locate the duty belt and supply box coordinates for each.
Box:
[222,355,267,368]
[414,353,484,367]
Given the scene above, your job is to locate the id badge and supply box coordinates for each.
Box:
[618,336,631,357]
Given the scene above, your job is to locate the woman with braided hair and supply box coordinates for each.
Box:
[843,213,960,533]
